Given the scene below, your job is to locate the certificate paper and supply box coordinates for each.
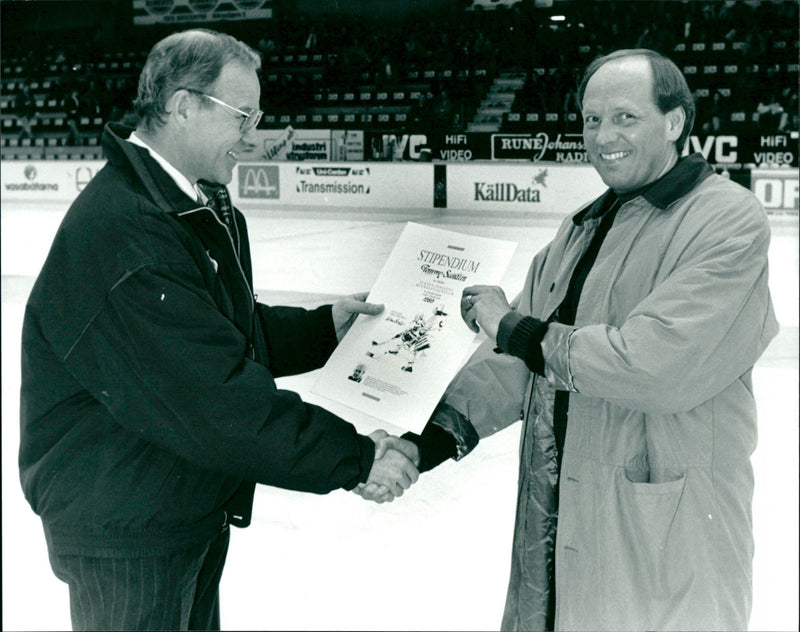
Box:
[312,222,516,433]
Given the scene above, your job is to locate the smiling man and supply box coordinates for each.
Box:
[19,29,420,631]
[581,53,687,194]
[379,49,779,630]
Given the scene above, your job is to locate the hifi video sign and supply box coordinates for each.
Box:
[362,131,797,167]
[681,133,798,168]
[364,132,590,163]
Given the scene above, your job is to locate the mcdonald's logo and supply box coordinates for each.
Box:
[239,165,279,199]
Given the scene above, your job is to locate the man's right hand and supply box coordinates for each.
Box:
[356,430,420,503]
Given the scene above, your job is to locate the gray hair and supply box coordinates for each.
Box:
[134,29,261,132]
[577,48,696,153]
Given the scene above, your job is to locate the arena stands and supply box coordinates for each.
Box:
[0,0,797,161]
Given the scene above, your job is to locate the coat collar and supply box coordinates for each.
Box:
[103,122,202,215]
[127,131,198,202]
[574,153,714,225]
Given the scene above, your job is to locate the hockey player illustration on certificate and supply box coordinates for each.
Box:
[366,304,448,373]
[313,222,516,433]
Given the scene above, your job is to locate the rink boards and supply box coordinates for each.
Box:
[2,159,797,215]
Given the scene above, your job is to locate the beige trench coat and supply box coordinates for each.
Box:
[441,155,779,630]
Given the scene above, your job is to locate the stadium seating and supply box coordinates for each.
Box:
[0,0,796,160]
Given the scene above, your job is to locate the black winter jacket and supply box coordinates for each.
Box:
[19,123,375,557]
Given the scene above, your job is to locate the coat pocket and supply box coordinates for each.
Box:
[619,468,686,549]
[615,468,687,596]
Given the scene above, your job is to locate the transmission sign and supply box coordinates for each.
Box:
[133,0,273,25]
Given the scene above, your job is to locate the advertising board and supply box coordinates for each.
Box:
[132,0,272,25]
[444,163,606,214]
[0,160,106,202]
[230,162,434,209]
[2,159,793,218]
[240,128,365,162]
[363,131,798,167]
[750,168,799,214]
[681,133,798,168]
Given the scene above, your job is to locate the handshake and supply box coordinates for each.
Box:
[353,430,421,504]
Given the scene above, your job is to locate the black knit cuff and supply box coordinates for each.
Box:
[505,315,548,376]
[401,422,458,474]
[496,311,525,353]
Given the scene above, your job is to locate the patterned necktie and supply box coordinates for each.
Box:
[198,183,239,253]
[215,188,235,230]
[199,184,234,229]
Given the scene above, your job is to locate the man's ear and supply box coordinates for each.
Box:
[166,89,195,128]
[665,106,686,143]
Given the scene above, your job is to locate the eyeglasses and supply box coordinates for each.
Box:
[182,88,263,135]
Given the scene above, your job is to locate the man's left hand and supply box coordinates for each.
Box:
[461,285,512,342]
[332,292,384,341]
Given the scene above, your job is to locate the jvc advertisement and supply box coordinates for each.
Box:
[363,132,587,163]
[363,131,798,167]
[681,133,798,168]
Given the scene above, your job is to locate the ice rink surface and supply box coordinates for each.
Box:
[2,199,798,631]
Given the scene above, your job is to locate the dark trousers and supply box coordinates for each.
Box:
[48,528,230,631]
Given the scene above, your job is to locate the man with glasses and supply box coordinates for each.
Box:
[19,29,419,631]
[182,89,264,134]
